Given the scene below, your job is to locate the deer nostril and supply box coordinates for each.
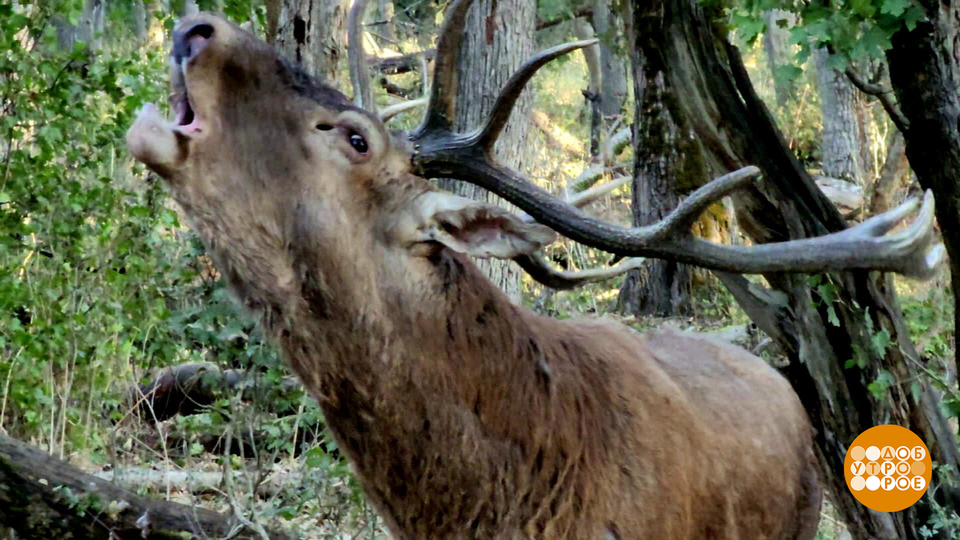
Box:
[173,23,215,64]
[186,23,215,41]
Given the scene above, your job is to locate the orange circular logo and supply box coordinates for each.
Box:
[844,425,931,512]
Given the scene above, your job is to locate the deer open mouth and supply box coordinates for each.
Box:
[169,63,203,136]
[174,91,195,127]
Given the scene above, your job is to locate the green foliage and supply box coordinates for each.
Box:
[0,5,293,454]
[727,0,927,82]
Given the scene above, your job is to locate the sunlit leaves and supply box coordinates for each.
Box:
[726,0,928,86]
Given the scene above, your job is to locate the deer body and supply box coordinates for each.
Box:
[181,175,821,539]
[121,6,955,537]
[270,250,819,539]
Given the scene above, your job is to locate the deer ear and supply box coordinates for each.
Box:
[400,191,556,259]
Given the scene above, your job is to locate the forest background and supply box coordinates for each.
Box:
[1,0,959,537]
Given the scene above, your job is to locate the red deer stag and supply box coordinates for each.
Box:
[125,1,940,537]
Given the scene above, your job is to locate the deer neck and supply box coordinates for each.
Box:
[274,248,549,426]
[270,249,577,532]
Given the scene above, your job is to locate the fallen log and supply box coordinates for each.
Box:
[130,363,302,423]
[367,49,434,75]
[93,469,304,498]
[0,433,288,539]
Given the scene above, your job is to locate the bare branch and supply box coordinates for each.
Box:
[566,161,630,193]
[532,110,587,158]
[477,39,597,150]
[348,0,375,110]
[369,49,435,74]
[566,175,631,208]
[601,127,631,164]
[845,66,909,133]
[536,6,593,31]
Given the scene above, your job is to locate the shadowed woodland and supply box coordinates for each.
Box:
[2,0,960,537]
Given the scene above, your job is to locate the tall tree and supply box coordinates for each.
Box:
[762,9,796,108]
[886,0,960,394]
[438,0,536,300]
[594,0,627,126]
[616,13,703,317]
[573,18,602,157]
[813,49,871,183]
[629,0,960,537]
[269,0,349,84]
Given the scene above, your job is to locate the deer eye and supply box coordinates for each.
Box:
[349,132,368,153]
[316,124,333,131]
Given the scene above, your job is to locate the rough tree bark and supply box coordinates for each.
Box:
[814,48,871,183]
[574,18,602,157]
[271,0,349,84]
[869,132,909,215]
[594,0,628,127]
[632,0,960,537]
[616,18,703,317]
[762,9,796,108]
[886,1,960,391]
[437,0,536,301]
[52,0,105,51]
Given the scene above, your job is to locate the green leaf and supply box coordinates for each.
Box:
[853,25,894,58]
[881,0,910,16]
[827,305,840,327]
[904,5,926,30]
[850,0,878,19]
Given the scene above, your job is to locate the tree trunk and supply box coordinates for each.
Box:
[761,9,796,108]
[574,18,602,158]
[52,0,105,52]
[594,0,628,126]
[78,0,106,51]
[632,0,960,537]
[377,0,396,42]
[616,18,701,317]
[869,131,909,215]
[273,0,349,84]
[132,0,148,42]
[887,2,960,394]
[437,0,535,301]
[813,48,869,183]
[0,434,288,540]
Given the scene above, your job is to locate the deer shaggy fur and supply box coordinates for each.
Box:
[126,13,821,539]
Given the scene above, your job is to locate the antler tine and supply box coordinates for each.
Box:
[348,0,375,111]
[514,253,646,290]
[412,134,942,276]
[415,0,476,134]
[668,190,942,278]
[517,175,643,289]
[653,166,759,234]
[477,39,598,151]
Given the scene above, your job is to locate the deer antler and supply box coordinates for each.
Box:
[406,0,943,279]
[348,0,374,111]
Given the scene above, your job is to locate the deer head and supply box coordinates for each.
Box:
[125,1,939,537]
